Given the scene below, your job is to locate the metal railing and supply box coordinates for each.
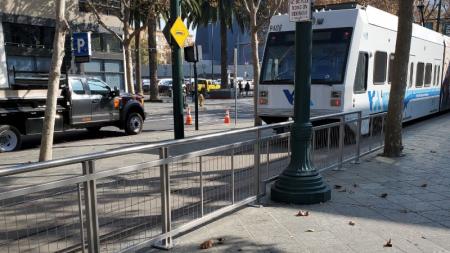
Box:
[0,111,386,253]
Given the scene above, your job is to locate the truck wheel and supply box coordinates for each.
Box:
[0,125,22,152]
[125,113,143,135]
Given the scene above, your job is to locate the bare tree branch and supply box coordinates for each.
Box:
[86,0,124,42]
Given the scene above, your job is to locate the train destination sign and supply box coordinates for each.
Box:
[289,0,311,22]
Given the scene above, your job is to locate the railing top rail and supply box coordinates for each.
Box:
[0,110,362,177]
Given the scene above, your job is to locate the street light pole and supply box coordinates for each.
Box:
[271,2,331,204]
[170,0,184,139]
[211,23,215,80]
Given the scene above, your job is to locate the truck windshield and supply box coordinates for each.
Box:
[260,28,353,85]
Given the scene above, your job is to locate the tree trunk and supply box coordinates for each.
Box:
[124,40,135,94]
[135,30,143,95]
[39,0,67,161]
[219,5,228,89]
[250,6,262,126]
[148,14,159,100]
[383,0,414,157]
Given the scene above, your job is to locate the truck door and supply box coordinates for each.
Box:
[70,78,93,125]
[87,78,115,122]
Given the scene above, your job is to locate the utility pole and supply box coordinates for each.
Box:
[271,0,331,204]
[170,0,184,139]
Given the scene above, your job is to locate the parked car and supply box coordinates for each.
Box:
[142,79,150,93]
[158,79,187,97]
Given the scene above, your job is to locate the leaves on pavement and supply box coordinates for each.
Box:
[380,193,388,198]
[421,183,427,188]
[384,239,393,247]
[306,229,315,232]
[348,221,356,226]
[296,210,310,217]
[200,240,214,249]
[334,185,343,189]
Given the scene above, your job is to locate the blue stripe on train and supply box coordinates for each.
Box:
[368,88,440,112]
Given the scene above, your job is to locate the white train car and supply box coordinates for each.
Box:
[258,4,450,126]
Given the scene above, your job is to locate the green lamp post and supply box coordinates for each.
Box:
[271,1,331,204]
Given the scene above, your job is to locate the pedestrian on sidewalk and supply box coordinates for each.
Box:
[238,81,243,97]
[245,81,250,97]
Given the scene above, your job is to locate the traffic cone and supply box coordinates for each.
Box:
[224,110,231,124]
[185,107,193,125]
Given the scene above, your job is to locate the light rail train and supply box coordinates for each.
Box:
[257,4,450,131]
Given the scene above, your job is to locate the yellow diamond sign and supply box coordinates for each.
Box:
[170,17,189,48]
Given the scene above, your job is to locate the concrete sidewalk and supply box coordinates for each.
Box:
[161,114,450,253]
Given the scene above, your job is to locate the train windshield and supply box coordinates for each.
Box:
[260,28,353,85]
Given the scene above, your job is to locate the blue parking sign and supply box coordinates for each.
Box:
[73,32,92,57]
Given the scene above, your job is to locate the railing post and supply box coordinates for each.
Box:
[335,116,345,170]
[153,147,173,250]
[266,141,270,180]
[199,156,204,217]
[82,161,100,253]
[231,149,235,204]
[353,111,362,164]
[77,183,86,253]
[254,129,261,202]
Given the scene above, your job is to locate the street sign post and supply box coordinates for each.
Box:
[72,32,91,63]
[272,0,331,204]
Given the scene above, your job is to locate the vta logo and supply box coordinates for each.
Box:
[283,89,314,106]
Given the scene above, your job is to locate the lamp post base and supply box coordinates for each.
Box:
[271,170,331,204]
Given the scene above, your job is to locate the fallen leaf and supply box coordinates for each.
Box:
[200,240,214,249]
[430,150,437,153]
[334,185,343,189]
[349,221,356,226]
[421,183,427,188]
[353,184,358,188]
[306,229,315,232]
[296,210,310,217]
[380,193,388,198]
[384,239,393,247]
[421,236,426,239]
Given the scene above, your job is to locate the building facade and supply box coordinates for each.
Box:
[0,0,126,90]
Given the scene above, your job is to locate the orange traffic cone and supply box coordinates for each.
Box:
[185,107,193,125]
[224,110,231,124]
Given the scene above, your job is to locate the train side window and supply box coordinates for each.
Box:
[354,52,368,93]
[409,63,414,87]
[388,54,395,84]
[424,63,432,87]
[415,62,424,87]
[433,65,437,86]
[437,66,441,86]
[373,51,387,84]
